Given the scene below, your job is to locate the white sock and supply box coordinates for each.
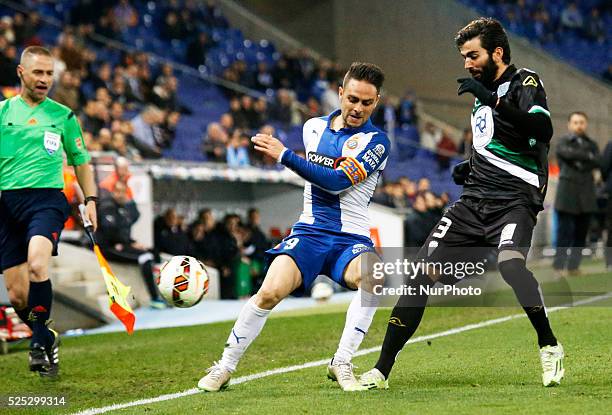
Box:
[220,297,271,372]
[334,288,379,363]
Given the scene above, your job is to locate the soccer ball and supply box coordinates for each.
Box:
[156,256,209,308]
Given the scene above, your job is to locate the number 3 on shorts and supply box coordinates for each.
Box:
[283,238,300,250]
[432,217,452,239]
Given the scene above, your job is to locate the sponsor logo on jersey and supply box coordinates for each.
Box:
[522,76,538,87]
[307,151,336,168]
[28,118,37,125]
[352,243,371,255]
[362,149,380,170]
[374,144,385,157]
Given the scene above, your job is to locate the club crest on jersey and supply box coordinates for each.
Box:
[346,137,359,149]
[43,130,61,155]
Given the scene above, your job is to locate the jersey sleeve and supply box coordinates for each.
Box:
[512,71,550,118]
[62,112,91,166]
[337,132,390,185]
[280,131,390,195]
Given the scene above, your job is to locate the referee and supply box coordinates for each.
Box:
[0,46,97,377]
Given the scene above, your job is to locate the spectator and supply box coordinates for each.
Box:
[202,121,228,162]
[458,127,473,159]
[584,8,605,43]
[226,129,250,168]
[219,113,234,135]
[99,156,134,200]
[154,208,193,256]
[50,46,67,83]
[240,95,259,130]
[420,122,442,152]
[207,214,242,299]
[254,62,274,91]
[161,11,184,41]
[417,177,431,194]
[81,99,109,133]
[190,208,216,261]
[58,32,84,72]
[253,98,269,129]
[111,131,141,161]
[270,89,299,126]
[404,194,437,247]
[0,37,19,86]
[398,91,417,127]
[96,181,166,308]
[560,2,583,31]
[130,105,165,158]
[436,129,458,170]
[229,97,248,129]
[243,208,270,291]
[0,16,15,44]
[113,0,139,31]
[186,32,214,67]
[320,80,340,114]
[52,71,79,110]
[553,112,600,276]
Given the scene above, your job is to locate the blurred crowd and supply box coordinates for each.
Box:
[472,0,611,83]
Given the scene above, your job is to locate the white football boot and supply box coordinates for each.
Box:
[540,343,564,387]
[327,358,364,391]
[359,368,389,390]
[198,362,231,392]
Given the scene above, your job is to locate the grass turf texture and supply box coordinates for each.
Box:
[0,271,610,415]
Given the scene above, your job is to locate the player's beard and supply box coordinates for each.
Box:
[478,56,499,88]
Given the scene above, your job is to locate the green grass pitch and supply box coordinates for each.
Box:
[1,270,610,415]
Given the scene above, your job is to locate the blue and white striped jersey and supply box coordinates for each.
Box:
[280,110,390,237]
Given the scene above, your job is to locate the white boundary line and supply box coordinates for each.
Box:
[73,293,612,415]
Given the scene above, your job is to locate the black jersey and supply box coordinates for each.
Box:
[463,65,551,210]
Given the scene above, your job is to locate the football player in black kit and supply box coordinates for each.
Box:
[359,17,564,390]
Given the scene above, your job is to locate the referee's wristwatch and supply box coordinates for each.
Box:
[84,196,99,205]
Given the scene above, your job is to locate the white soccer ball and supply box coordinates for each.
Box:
[311,282,334,302]
[156,256,209,308]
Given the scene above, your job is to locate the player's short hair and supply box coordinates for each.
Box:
[20,45,52,64]
[455,17,511,64]
[343,62,385,93]
[568,111,588,121]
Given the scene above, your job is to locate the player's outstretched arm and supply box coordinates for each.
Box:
[252,133,353,193]
[457,77,553,143]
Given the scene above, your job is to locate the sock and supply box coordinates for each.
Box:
[14,306,33,330]
[499,259,558,348]
[524,306,557,348]
[220,297,271,372]
[28,280,54,347]
[374,274,432,379]
[334,288,379,363]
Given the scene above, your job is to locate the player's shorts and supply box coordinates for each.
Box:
[265,224,376,296]
[0,188,70,272]
[416,196,538,282]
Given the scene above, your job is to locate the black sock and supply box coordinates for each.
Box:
[374,275,432,379]
[14,305,33,330]
[499,259,557,348]
[28,280,54,347]
[524,306,557,348]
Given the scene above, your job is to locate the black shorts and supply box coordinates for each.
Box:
[417,196,538,267]
[0,188,70,272]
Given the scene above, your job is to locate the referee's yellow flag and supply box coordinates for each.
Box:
[93,245,136,334]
